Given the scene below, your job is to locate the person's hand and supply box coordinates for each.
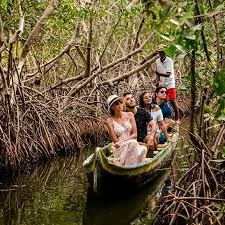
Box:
[114,141,122,148]
[146,138,155,149]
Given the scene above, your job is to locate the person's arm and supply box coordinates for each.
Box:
[106,118,119,143]
[156,71,171,77]
[145,109,157,147]
[164,118,171,129]
[122,112,137,141]
[147,120,157,147]
[157,108,169,141]
[158,120,169,142]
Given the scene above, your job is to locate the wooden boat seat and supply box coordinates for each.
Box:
[107,155,114,162]
[157,142,168,148]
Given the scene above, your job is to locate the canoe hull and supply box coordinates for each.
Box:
[83,128,179,194]
[87,163,165,194]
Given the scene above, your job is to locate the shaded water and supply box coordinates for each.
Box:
[83,170,170,225]
[0,149,177,225]
[0,154,87,225]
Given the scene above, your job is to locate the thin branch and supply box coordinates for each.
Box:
[66,32,156,98]
[100,54,159,86]
[18,0,59,78]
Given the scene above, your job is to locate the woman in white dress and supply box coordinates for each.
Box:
[106,94,147,167]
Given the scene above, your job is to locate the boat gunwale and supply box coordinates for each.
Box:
[97,132,179,176]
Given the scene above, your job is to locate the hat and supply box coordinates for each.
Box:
[157,44,166,52]
[107,94,121,109]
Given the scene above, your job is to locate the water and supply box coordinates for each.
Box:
[0,151,173,225]
[83,170,170,225]
[0,154,87,225]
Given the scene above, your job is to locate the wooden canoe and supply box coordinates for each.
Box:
[83,126,179,194]
[83,170,170,225]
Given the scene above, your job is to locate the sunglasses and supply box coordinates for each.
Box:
[114,100,123,105]
[159,90,167,94]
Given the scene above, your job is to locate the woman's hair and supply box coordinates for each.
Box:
[139,91,149,108]
[155,85,168,99]
[109,108,115,116]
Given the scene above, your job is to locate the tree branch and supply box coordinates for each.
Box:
[18,0,59,79]
[26,23,82,79]
[0,16,3,61]
[66,31,156,97]
[10,0,58,104]
[100,54,159,86]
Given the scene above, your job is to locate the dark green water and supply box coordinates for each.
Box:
[0,151,172,225]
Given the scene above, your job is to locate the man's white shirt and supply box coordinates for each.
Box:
[155,56,175,88]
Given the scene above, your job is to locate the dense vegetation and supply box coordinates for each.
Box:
[0,0,224,223]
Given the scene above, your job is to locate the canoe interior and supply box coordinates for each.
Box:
[83,126,179,193]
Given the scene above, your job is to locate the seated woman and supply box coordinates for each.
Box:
[139,91,168,144]
[106,94,147,167]
[152,85,173,129]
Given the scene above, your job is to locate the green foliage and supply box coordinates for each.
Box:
[0,0,13,14]
[165,44,176,56]
[213,68,225,96]
[222,146,225,158]
[216,98,225,118]
[152,0,225,128]
[212,202,225,220]
[213,68,225,117]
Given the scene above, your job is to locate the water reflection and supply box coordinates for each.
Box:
[0,154,88,225]
[83,170,170,225]
[0,151,173,225]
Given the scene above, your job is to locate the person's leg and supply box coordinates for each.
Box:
[155,132,160,144]
[170,99,179,121]
[167,88,179,121]
[159,132,166,144]
[143,135,157,158]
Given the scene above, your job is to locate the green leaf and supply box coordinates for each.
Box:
[177,53,187,61]
[217,115,225,121]
[159,34,171,41]
[175,44,186,53]
[169,19,180,26]
[185,34,196,40]
[165,44,176,55]
[193,24,202,31]
[212,202,222,210]
[216,98,225,118]
[204,105,212,114]
[221,147,225,158]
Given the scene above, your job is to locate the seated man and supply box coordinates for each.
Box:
[123,92,157,157]
[152,85,173,129]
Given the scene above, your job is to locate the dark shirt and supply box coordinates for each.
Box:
[134,107,152,142]
[152,98,172,119]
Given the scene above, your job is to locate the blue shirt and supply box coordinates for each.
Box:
[152,98,172,119]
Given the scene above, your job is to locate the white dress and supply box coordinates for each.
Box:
[112,119,147,167]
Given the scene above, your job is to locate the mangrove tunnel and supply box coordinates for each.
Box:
[0,0,224,224]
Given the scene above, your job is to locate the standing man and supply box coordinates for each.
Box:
[155,47,179,122]
[123,92,157,157]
